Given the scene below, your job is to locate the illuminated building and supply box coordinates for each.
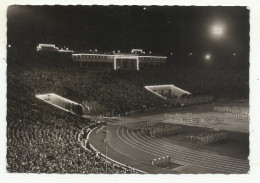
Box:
[72,49,167,70]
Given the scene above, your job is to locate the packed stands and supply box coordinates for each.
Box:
[6,50,249,173]
[7,59,138,173]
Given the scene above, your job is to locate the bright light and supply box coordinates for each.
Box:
[213,26,223,35]
[205,54,211,60]
[170,53,173,56]
[118,50,120,53]
[143,7,147,10]
[8,44,11,48]
[210,23,225,38]
[233,53,236,56]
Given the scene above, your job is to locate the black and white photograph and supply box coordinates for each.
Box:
[2,0,260,180]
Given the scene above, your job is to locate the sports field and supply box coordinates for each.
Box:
[88,100,249,174]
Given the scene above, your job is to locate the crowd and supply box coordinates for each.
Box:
[214,106,249,120]
[140,124,183,138]
[166,113,224,125]
[125,121,183,138]
[214,106,249,113]
[7,51,249,117]
[178,93,213,105]
[132,60,249,100]
[124,120,153,131]
[7,74,137,173]
[8,66,165,117]
[182,116,223,125]
[6,50,248,173]
[64,102,84,115]
[188,130,229,146]
[163,93,213,106]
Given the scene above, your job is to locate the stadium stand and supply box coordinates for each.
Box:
[6,50,249,173]
[7,79,137,173]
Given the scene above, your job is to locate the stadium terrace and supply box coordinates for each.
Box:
[7,6,249,175]
[72,49,167,70]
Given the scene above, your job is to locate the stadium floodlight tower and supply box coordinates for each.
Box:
[72,49,167,70]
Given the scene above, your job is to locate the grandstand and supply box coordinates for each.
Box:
[145,84,191,99]
[72,49,167,70]
[6,49,249,174]
[6,5,250,175]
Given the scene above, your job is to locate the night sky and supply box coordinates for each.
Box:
[7,5,249,57]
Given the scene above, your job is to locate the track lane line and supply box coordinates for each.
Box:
[121,126,229,173]
[125,127,246,173]
[132,129,248,173]
[138,129,249,166]
[136,130,249,168]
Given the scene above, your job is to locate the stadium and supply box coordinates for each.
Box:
[6,6,249,174]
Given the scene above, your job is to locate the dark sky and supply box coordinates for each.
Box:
[7,5,249,56]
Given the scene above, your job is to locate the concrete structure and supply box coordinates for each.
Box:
[37,44,59,52]
[145,84,191,99]
[72,49,167,70]
[37,44,73,53]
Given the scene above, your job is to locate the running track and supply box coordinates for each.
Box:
[89,101,249,173]
[103,125,249,174]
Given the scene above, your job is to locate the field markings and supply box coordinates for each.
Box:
[125,127,236,173]
[116,126,248,173]
[117,126,162,157]
[87,126,146,173]
[137,130,249,167]
[96,126,105,133]
[118,126,228,173]
[106,140,156,171]
[132,129,248,172]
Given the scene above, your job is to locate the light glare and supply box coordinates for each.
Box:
[210,22,225,38]
[213,26,223,35]
[205,54,211,60]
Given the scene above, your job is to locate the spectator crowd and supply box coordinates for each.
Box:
[6,51,248,173]
[7,67,137,173]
